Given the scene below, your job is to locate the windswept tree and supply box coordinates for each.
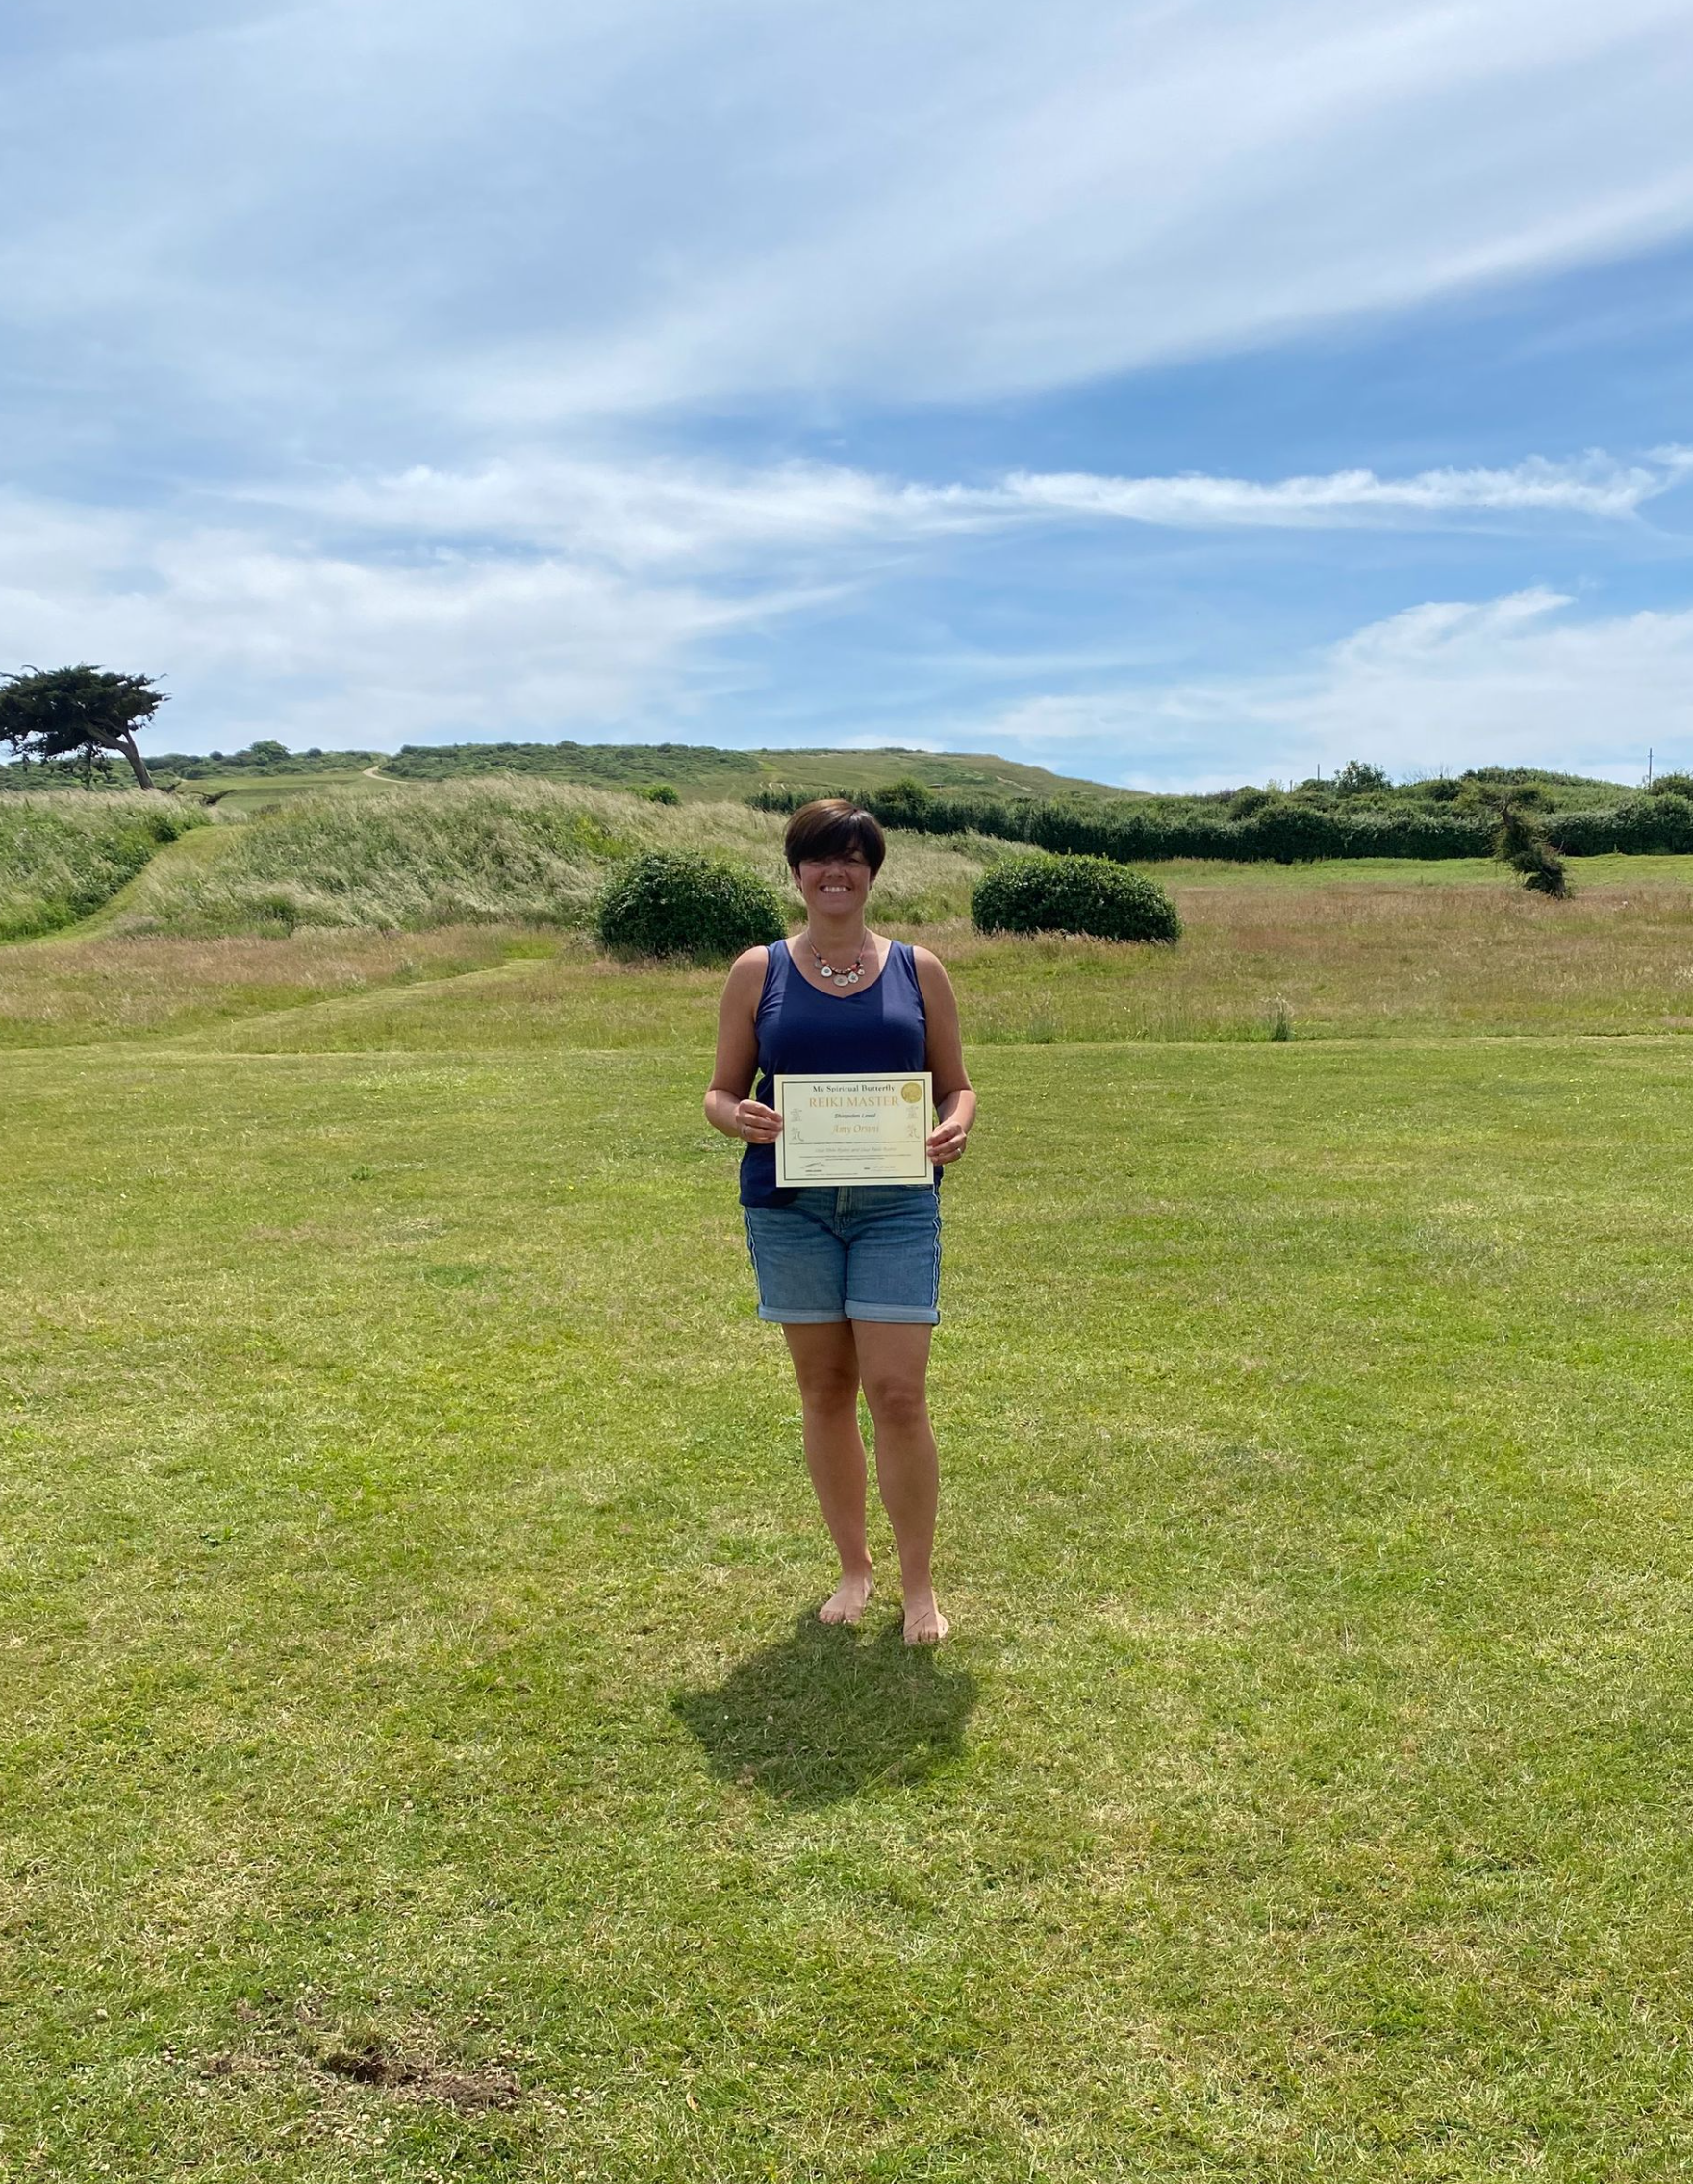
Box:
[0,665,167,790]
[1494,797,1570,898]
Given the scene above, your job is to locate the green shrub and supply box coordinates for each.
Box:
[869,776,938,829]
[595,850,787,962]
[1649,772,1693,800]
[971,853,1181,943]
[638,782,681,805]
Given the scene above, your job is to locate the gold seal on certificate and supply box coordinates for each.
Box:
[773,1072,934,1188]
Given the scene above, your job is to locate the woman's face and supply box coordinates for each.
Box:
[792,844,874,921]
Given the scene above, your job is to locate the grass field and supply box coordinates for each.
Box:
[192,768,404,817]
[5,855,1691,1051]
[6,840,1693,2179]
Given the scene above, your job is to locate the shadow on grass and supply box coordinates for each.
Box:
[672,1614,979,1806]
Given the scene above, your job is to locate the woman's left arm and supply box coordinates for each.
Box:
[913,947,976,1166]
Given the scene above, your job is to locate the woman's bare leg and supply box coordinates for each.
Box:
[782,1321,874,1622]
[852,1321,948,1644]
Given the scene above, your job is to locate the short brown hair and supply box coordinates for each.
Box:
[783,798,887,876]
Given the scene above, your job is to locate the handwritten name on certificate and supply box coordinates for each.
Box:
[773,1073,934,1189]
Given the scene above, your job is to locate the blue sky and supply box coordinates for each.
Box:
[4,0,1692,789]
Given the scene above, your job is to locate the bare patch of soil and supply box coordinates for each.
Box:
[315,2039,521,2111]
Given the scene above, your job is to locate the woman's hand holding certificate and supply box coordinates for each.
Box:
[923,1114,970,1166]
[773,1072,934,1188]
[731,1097,783,1143]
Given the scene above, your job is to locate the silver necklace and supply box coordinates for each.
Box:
[808,937,866,987]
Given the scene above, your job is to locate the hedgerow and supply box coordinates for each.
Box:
[1545,795,1693,856]
[749,781,1693,864]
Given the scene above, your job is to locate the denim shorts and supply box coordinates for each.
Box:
[743,1185,942,1325]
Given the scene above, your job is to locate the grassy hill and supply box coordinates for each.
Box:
[280,741,1132,803]
[1,740,1125,801]
[0,791,213,940]
[8,737,1653,818]
[7,768,1687,955]
[93,779,995,939]
[0,739,1130,805]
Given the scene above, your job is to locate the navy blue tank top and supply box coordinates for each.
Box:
[740,938,937,1205]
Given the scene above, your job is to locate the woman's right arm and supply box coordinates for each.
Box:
[704,948,783,1143]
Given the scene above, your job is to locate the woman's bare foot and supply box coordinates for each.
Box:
[902,1594,949,1645]
[819,1569,873,1625]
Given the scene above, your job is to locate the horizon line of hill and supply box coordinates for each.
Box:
[0,736,1660,813]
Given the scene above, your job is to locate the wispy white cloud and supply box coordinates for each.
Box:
[0,492,793,749]
[5,6,1687,774]
[976,589,1693,784]
[1276,588,1693,772]
[5,441,1690,756]
[458,0,1693,420]
[281,457,986,564]
[997,450,1693,527]
[4,1,1692,437]
[274,447,1693,566]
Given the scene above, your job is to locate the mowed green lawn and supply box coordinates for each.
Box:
[6,1012,1693,2180]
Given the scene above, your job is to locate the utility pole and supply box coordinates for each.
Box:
[1647,747,1654,786]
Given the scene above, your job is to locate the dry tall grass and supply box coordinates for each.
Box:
[108,779,990,936]
[0,791,211,940]
[949,874,1693,1042]
[7,805,1692,1049]
[12,868,1673,1055]
[0,927,539,1046]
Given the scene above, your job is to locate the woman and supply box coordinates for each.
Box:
[705,799,975,1644]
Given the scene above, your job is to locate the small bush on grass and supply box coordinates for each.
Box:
[595,850,787,962]
[971,852,1181,943]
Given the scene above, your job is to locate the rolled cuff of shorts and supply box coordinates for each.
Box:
[845,1299,941,1325]
[756,1304,848,1324]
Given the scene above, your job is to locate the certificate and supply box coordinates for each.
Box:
[773,1072,934,1188]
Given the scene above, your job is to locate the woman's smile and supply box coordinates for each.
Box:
[806,864,869,916]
